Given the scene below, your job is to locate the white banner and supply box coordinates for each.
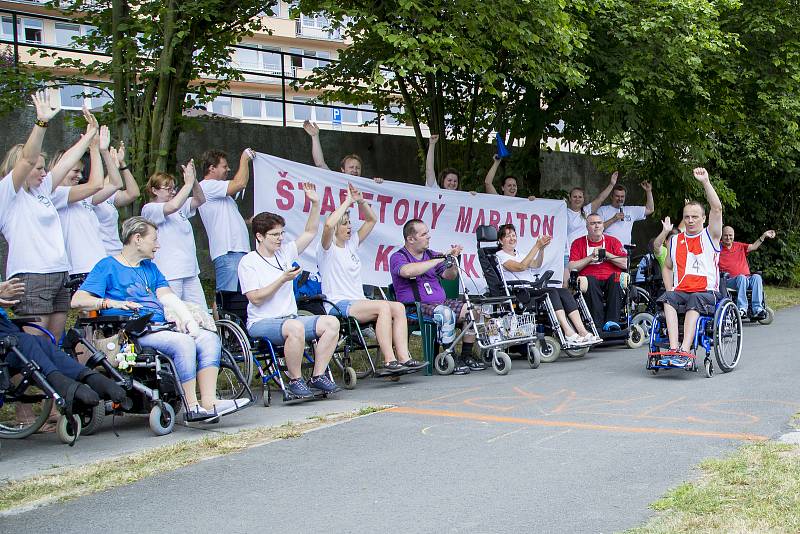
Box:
[253,153,567,292]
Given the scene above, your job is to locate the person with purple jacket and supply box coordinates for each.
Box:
[389,218,485,375]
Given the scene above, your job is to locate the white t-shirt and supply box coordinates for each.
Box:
[317,234,365,310]
[0,172,71,277]
[495,249,540,282]
[565,204,592,253]
[57,192,107,275]
[141,199,200,280]
[596,204,647,245]
[94,192,123,255]
[198,180,250,261]
[238,241,299,328]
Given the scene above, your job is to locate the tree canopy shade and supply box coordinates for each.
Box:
[1,0,272,177]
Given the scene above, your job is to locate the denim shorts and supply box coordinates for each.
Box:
[327,299,355,317]
[213,251,247,292]
[248,315,320,346]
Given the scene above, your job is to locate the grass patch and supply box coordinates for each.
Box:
[0,406,387,514]
[627,442,800,533]
[765,285,800,311]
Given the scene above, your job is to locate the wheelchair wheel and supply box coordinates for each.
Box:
[704,358,714,378]
[149,403,176,436]
[492,351,512,375]
[626,324,647,349]
[563,347,589,358]
[631,312,655,341]
[81,402,106,436]
[434,352,455,375]
[713,300,742,372]
[527,343,541,369]
[343,367,357,390]
[56,414,81,444]
[0,394,54,439]
[215,320,254,400]
[758,307,775,325]
[538,336,561,363]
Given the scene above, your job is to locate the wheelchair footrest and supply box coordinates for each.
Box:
[647,350,696,370]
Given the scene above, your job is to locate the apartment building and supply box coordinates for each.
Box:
[0,0,414,135]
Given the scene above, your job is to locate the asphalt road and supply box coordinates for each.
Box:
[2,307,799,533]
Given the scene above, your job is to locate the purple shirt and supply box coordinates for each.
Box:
[389,248,447,304]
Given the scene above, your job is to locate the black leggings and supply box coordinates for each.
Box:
[541,288,579,315]
[0,319,85,379]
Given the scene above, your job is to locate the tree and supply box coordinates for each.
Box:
[1,0,272,178]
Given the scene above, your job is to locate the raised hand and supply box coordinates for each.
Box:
[692,167,709,183]
[303,120,320,137]
[429,134,439,145]
[764,230,776,239]
[109,147,120,168]
[32,89,61,122]
[662,216,674,233]
[117,141,127,165]
[372,176,384,184]
[242,147,255,160]
[83,106,99,137]
[302,182,319,203]
[181,159,196,185]
[641,180,652,192]
[536,235,552,248]
[98,125,111,151]
[610,171,618,186]
[0,278,25,306]
[448,244,464,257]
[348,183,363,203]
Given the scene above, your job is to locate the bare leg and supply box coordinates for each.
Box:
[347,300,396,363]
[389,302,412,362]
[181,378,199,407]
[281,320,306,379]
[312,316,340,375]
[663,303,680,349]
[679,310,700,352]
[197,367,220,409]
[555,309,577,337]
[567,310,590,337]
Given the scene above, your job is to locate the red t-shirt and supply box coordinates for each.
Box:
[569,234,627,281]
[718,241,751,277]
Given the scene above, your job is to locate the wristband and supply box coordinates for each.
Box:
[35,119,49,128]
[118,165,128,171]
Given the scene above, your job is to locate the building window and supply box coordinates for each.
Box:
[0,16,13,40]
[360,104,378,124]
[315,103,332,122]
[292,97,310,121]
[336,103,358,124]
[265,99,283,119]
[235,47,260,71]
[59,85,86,109]
[20,18,43,44]
[209,96,232,116]
[261,47,282,72]
[54,22,81,47]
[241,94,263,118]
[289,48,303,69]
[269,3,280,17]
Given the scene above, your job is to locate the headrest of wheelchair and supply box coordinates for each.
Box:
[476,225,497,243]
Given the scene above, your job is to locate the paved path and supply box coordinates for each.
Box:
[2,307,799,533]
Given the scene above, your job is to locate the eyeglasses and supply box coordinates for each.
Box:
[157,186,177,192]
[266,231,286,238]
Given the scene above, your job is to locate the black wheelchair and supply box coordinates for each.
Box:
[721,271,775,325]
[629,251,667,342]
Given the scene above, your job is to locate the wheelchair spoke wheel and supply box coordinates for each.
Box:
[0,391,54,439]
[215,320,254,399]
[713,301,742,372]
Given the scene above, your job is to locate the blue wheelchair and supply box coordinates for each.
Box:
[646,285,743,378]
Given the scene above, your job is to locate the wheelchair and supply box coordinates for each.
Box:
[64,312,252,436]
[646,282,743,378]
[721,271,775,325]
[215,290,338,406]
[630,251,666,341]
[569,244,647,350]
[0,319,90,445]
[476,225,601,364]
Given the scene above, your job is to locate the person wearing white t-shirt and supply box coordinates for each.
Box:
[0,95,98,341]
[596,181,654,245]
[198,148,255,292]
[238,184,341,398]
[55,126,117,279]
[93,141,140,255]
[495,224,599,346]
[318,184,427,373]
[141,159,207,307]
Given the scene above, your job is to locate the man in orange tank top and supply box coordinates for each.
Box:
[657,167,723,356]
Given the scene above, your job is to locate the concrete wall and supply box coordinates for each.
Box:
[0,108,658,279]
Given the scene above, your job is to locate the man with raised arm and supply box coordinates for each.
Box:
[302,120,383,183]
[596,180,655,245]
[198,148,255,292]
[658,167,723,361]
[719,226,776,319]
[389,219,485,374]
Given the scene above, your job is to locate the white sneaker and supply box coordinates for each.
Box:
[565,334,583,345]
[211,397,251,417]
[584,334,602,344]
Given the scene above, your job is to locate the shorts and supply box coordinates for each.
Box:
[248,314,320,346]
[419,299,465,322]
[657,291,719,316]
[12,272,70,315]
[564,254,571,267]
[327,299,355,317]
[213,251,247,292]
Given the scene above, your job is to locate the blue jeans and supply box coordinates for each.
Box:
[248,315,319,346]
[726,274,764,313]
[137,329,221,383]
[213,251,247,292]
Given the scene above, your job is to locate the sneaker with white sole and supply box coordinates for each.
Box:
[212,398,251,416]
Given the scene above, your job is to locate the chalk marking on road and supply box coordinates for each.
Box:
[639,396,686,416]
[486,427,525,443]
[388,407,768,441]
[416,386,486,406]
[532,429,573,446]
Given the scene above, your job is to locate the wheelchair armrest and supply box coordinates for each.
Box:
[531,270,554,290]
[470,295,513,305]
[9,316,42,328]
[75,315,130,326]
[297,294,326,304]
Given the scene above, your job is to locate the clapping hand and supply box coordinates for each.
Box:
[536,235,552,248]
[302,182,319,203]
[348,183,363,203]
[447,244,463,257]
[181,159,196,185]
